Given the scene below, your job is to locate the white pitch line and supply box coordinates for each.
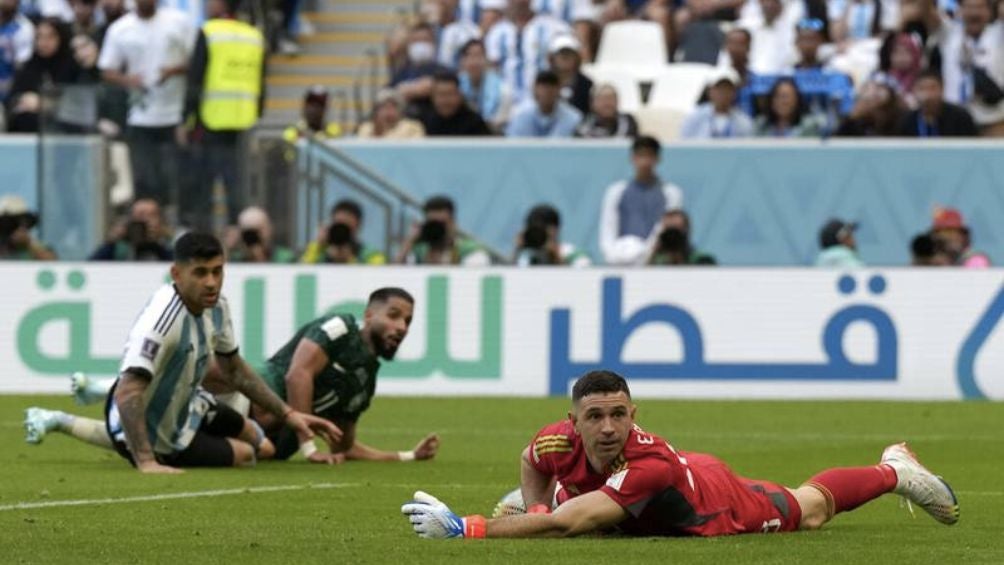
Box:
[0,482,357,512]
[0,482,514,512]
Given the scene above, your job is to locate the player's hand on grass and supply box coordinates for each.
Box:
[136,460,184,474]
[413,433,440,461]
[401,491,465,539]
[285,410,343,445]
[307,451,345,465]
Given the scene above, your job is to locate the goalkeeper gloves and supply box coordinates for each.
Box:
[401,491,486,539]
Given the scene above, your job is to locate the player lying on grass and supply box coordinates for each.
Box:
[26,288,439,465]
[401,370,959,539]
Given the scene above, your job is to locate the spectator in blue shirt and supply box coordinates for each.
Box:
[506,70,582,137]
[680,67,754,139]
[815,218,865,268]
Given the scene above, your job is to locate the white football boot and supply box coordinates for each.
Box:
[70,372,104,405]
[24,407,64,445]
[881,442,959,525]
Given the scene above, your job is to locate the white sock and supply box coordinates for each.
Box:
[60,416,114,450]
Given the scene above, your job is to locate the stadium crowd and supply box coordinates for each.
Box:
[0,0,998,267]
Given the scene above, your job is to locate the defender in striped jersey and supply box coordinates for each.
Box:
[103,233,339,473]
[402,371,959,539]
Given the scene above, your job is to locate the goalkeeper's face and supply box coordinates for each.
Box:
[365,297,414,360]
[571,392,636,467]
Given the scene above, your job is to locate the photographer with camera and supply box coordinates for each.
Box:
[647,209,716,266]
[0,195,56,261]
[399,196,490,266]
[227,206,294,263]
[301,199,386,265]
[514,204,591,267]
[89,198,172,261]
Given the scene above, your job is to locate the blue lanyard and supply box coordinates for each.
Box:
[917,114,938,137]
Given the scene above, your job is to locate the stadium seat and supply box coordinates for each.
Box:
[634,106,687,142]
[579,65,643,113]
[646,63,716,112]
[595,21,667,81]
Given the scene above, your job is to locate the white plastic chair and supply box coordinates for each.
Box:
[580,65,643,113]
[633,106,688,142]
[595,21,667,80]
[107,141,134,206]
[646,63,717,112]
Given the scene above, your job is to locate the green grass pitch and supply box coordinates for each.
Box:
[0,395,1001,564]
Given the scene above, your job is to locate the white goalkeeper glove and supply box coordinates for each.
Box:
[401,491,486,539]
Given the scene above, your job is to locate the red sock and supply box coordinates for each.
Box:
[804,465,898,517]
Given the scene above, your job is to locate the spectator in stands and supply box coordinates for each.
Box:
[391,22,451,115]
[815,218,864,268]
[910,232,951,266]
[0,195,56,260]
[793,17,831,70]
[942,0,1004,136]
[89,198,173,261]
[647,209,716,265]
[0,0,33,113]
[283,86,342,142]
[575,83,639,138]
[458,38,511,132]
[98,0,193,209]
[70,0,104,44]
[716,27,753,85]
[98,0,126,27]
[830,0,885,43]
[930,206,991,267]
[754,77,825,136]
[514,203,591,266]
[506,70,582,137]
[437,0,481,68]
[674,0,734,65]
[485,0,570,103]
[548,34,592,115]
[898,70,979,136]
[899,0,949,68]
[300,199,386,265]
[357,88,426,138]
[421,70,492,135]
[183,0,266,228]
[879,32,924,106]
[227,206,295,263]
[277,0,302,55]
[835,76,907,136]
[745,0,796,74]
[6,18,98,132]
[399,195,490,266]
[681,67,754,138]
[599,136,684,266]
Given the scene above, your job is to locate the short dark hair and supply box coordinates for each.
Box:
[915,69,943,85]
[632,135,661,155]
[174,232,223,263]
[331,199,363,222]
[664,209,691,232]
[369,287,415,306]
[765,77,806,127]
[535,70,561,87]
[432,70,460,88]
[911,233,935,258]
[572,370,631,403]
[411,21,435,36]
[459,39,485,57]
[527,204,560,228]
[728,27,752,44]
[423,195,455,216]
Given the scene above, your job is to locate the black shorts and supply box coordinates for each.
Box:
[106,384,246,468]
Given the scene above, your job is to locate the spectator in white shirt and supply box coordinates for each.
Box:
[746,0,796,74]
[680,67,755,138]
[942,0,1004,135]
[98,0,193,208]
[484,0,570,103]
[599,136,684,266]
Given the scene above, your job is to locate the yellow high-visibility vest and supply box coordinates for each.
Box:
[201,19,264,130]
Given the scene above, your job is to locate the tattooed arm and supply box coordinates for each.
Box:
[114,369,183,474]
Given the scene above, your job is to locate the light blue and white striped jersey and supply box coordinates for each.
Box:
[532,0,597,23]
[108,285,238,456]
[439,20,481,68]
[485,15,571,103]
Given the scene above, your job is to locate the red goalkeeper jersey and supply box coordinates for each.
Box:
[528,420,801,536]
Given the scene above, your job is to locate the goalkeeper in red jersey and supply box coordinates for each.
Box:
[402,370,959,539]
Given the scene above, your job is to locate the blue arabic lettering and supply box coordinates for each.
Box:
[548,276,897,395]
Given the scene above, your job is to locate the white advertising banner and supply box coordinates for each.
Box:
[1,264,1001,400]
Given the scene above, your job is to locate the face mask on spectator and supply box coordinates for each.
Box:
[408,41,436,64]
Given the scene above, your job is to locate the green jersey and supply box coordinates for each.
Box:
[261,313,380,425]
